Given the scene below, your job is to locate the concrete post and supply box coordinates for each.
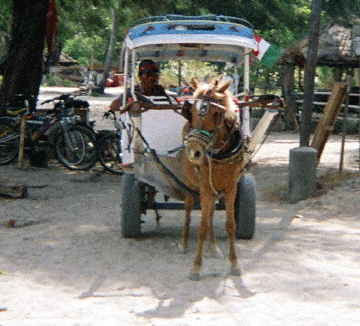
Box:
[288,147,318,203]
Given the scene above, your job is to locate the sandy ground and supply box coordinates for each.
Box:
[1,87,360,326]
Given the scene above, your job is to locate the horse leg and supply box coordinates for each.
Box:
[189,192,216,281]
[224,189,241,276]
[179,193,194,254]
[208,202,224,259]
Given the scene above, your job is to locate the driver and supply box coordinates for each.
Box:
[109,60,166,206]
[109,59,167,111]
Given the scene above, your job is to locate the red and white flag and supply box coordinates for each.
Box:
[253,34,282,68]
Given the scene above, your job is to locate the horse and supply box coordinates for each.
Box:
[180,77,247,281]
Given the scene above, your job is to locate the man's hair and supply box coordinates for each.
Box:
[138,59,159,76]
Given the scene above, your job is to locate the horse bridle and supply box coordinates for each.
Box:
[184,88,245,195]
[185,91,235,156]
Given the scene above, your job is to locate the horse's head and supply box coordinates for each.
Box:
[184,77,239,165]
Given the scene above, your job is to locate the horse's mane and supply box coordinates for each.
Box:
[222,89,238,125]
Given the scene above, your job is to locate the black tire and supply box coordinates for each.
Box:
[96,129,113,140]
[235,174,256,240]
[120,173,142,238]
[97,132,123,175]
[0,121,19,165]
[54,124,97,171]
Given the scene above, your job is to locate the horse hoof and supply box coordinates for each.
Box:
[188,273,200,281]
[230,267,241,276]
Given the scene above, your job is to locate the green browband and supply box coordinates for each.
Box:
[194,129,212,137]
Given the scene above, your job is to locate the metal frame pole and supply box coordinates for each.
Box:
[241,52,251,140]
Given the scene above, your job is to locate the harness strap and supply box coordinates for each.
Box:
[205,153,219,196]
[135,127,199,197]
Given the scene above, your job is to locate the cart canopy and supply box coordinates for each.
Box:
[120,15,258,67]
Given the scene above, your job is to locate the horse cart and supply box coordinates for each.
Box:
[117,15,284,241]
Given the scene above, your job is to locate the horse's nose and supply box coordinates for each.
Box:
[185,142,204,165]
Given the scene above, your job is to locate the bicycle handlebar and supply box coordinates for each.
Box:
[40,89,88,105]
[103,110,116,119]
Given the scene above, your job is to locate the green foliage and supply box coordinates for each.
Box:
[41,73,78,87]
[0,0,12,56]
[223,59,281,95]
[160,60,220,87]
[323,0,360,26]
[316,66,335,89]
[62,33,107,66]
[188,0,311,48]
[250,61,282,94]
[55,0,314,66]
[1,0,359,89]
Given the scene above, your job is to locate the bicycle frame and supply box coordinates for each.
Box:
[1,107,82,150]
[2,114,55,144]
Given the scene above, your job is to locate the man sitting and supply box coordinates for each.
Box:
[109,59,167,111]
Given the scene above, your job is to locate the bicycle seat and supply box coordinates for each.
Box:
[5,94,36,116]
[65,99,89,109]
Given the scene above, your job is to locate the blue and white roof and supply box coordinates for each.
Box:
[121,15,258,65]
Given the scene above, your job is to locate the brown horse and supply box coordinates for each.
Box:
[180,77,247,281]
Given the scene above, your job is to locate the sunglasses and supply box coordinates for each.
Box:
[139,70,159,77]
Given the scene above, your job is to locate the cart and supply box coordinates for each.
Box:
[118,15,283,239]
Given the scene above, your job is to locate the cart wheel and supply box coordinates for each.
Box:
[235,174,256,240]
[120,173,142,238]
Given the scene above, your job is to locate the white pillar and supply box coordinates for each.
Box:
[241,52,251,140]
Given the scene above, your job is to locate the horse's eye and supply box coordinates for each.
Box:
[200,102,209,115]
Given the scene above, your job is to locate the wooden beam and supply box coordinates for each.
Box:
[311,82,348,159]
[248,108,279,154]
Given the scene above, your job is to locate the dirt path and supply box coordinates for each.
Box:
[1,88,360,326]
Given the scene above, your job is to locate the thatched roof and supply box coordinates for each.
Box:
[280,24,360,68]
[59,52,78,66]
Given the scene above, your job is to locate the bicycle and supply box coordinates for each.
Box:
[0,93,97,170]
[96,110,124,175]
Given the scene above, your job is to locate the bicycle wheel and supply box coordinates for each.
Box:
[54,124,97,170]
[0,121,19,165]
[97,132,123,175]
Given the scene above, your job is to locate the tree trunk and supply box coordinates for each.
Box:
[94,8,118,94]
[282,64,298,129]
[299,0,323,146]
[0,0,50,115]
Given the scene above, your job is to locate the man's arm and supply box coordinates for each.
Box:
[109,96,123,111]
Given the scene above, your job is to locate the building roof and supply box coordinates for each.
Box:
[280,24,360,68]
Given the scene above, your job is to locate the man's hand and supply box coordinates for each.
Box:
[109,99,121,111]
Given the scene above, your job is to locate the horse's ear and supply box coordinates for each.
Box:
[211,75,222,87]
[191,78,200,90]
[181,101,193,122]
[217,81,231,93]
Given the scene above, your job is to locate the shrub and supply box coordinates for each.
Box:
[41,73,78,87]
